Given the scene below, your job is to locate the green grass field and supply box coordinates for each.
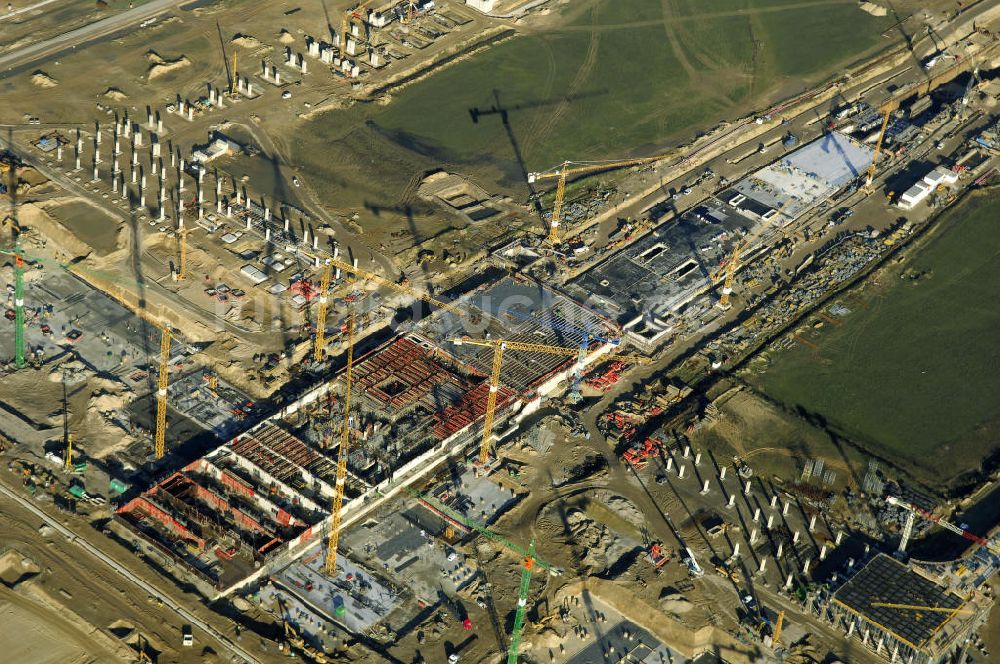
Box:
[293,0,895,210]
[752,191,1000,485]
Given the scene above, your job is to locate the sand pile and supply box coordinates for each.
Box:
[278,29,295,44]
[658,589,694,615]
[595,491,643,528]
[102,87,128,101]
[232,34,261,49]
[31,71,58,87]
[146,51,192,80]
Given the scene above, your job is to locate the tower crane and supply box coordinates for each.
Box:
[772,610,785,645]
[409,488,561,664]
[324,311,355,577]
[870,602,973,615]
[716,217,778,309]
[527,149,681,244]
[864,99,901,190]
[311,252,465,362]
[885,495,1000,556]
[451,337,651,465]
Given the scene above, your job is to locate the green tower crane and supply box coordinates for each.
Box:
[409,488,561,664]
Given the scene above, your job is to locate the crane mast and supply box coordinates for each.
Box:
[325,313,355,577]
[452,337,650,465]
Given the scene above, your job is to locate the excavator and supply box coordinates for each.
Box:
[275,595,333,663]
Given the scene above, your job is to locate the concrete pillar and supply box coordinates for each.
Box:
[245,217,251,230]
[198,187,204,206]
[198,206,204,220]
[56,144,62,161]
[809,514,817,532]
[112,176,118,193]
[700,480,710,495]
[802,558,811,575]
[744,480,752,496]
[264,207,271,221]
[235,188,242,205]
[135,130,142,147]
[784,573,793,590]
[95,125,102,144]
[147,109,154,129]
[114,137,120,156]
[92,164,99,181]
[749,528,758,544]
[300,57,307,74]
[776,542,783,558]
[160,204,166,221]
[215,177,221,197]
[303,228,310,245]
[753,507,761,523]
[170,150,176,168]
[732,542,739,558]
[120,180,127,199]
[209,87,217,105]
[157,116,163,133]
[227,205,232,217]
[792,530,800,544]
[820,544,827,561]
[151,158,157,176]
[132,168,137,185]
[216,89,223,108]
[757,557,767,575]
[782,501,790,516]
[770,495,778,509]
[198,168,204,184]
[848,557,855,569]
[847,621,855,637]
[694,452,701,466]
[179,172,185,193]
[283,217,289,232]
[247,80,253,96]
[141,173,146,191]
[333,245,339,259]
[678,465,685,479]
[217,199,223,214]
[666,457,673,472]
[719,467,727,481]
[114,119,121,136]
[835,531,843,546]
[265,228,271,241]
[187,106,193,121]
[312,235,318,250]
[682,445,690,459]
[139,192,145,209]
[152,141,161,158]
[132,149,138,167]
[94,144,101,164]
[262,60,269,78]
[274,69,281,84]
[767,514,774,529]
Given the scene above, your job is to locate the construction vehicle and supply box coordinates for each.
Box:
[733,455,753,479]
[451,337,650,465]
[324,312,356,578]
[527,149,681,244]
[681,547,704,577]
[649,542,670,567]
[885,495,1000,555]
[409,488,561,664]
[275,595,332,663]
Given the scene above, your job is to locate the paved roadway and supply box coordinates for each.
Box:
[0,480,265,664]
[0,0,188,73]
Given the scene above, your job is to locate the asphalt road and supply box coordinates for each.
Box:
[0,0,189,73]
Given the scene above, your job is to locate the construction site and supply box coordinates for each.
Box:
[1,0,1000,663]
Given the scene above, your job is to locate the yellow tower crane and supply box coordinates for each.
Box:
[527,150,681,244]
[64,433,73,472]
[870,602,973,615]
[324,312,355,577]
[864,99,900,190]
[312,253,466,362]
[451,337,651,464]
[772,610,785,646]
[716,216,779,309]
[65,265,173,459]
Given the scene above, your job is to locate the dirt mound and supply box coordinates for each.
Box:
[278,29,295,44]
[565,510,619,575]
[30,71,58,88]
[146,51,192,80]
[658,589,694,615]
[102,87,128,101]
[6,203,91,260]
[594,491,643,528]
[231,34,261,49]
[0,550,40,588]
